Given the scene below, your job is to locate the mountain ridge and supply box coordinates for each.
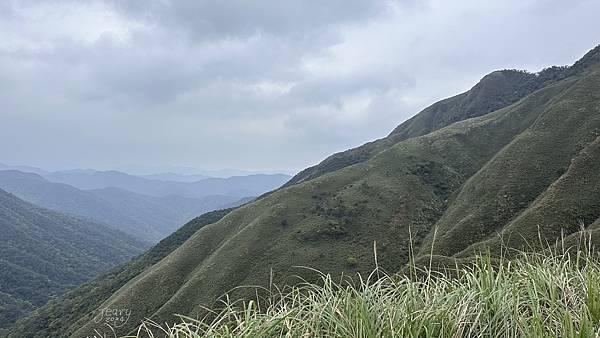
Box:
[46,170,290,199]
[285,45,600,188]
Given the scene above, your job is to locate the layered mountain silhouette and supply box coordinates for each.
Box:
[0,170,273,243]
[0,189,146,332]
[45,170,290,199]
[9,45,600,337]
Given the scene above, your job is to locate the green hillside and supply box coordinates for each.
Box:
[284,64,572,187]
[0,189,146,333]
[10,45,600,337]
[7,208,233,337]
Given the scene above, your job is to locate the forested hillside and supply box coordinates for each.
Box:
[0,190,145,333]
[7,209,233,337]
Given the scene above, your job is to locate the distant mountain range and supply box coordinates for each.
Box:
[0,163,291,199]
[0,170,286,243]
[0,189,146,333]
[0,162,295,180]
[0,162,291,201]
[138,172,211,182]
[11,45,600,337]
[0,163,47,176]
[112,165,296,178]
[44,170,290,199]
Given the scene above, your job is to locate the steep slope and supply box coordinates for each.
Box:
[285,65,573,187]
[0,189,145,332]
[77,76,577,337]
[417,66,600,258]
[8,208,233,338]
[12,45,600,338]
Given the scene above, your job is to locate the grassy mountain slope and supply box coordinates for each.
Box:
[13,46,600,337]
[79,75,577,336]
[284,66,570,187]
[7,209,233,338]
[0,189,145,332]
[418,67,600,258]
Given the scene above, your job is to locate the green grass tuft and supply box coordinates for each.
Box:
[134,249,600,338]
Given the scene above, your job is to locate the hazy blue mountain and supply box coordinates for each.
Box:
[188,169,296,178]
[45,170,291,199]
[138,172,211,182]
[0,163,47,176]
[44,170,188,196]
[0,189,145,332]
[0,170,152,239]
[0,170,253,243]
[185,174,291,198]
[89,187,247,236]
[113,165,215,176]
[114,165,295,178]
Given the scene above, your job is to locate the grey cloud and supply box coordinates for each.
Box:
[287,70,416,106]
[109,0,404,40]
[0,0,599,172]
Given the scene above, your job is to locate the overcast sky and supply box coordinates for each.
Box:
[1,0,599,172]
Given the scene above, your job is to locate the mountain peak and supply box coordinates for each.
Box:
[0,170,46,181]
[571,44,600,72]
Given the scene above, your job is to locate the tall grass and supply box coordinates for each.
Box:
[134,248,600,338]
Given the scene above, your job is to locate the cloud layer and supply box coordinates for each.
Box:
[1,0,599,171]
